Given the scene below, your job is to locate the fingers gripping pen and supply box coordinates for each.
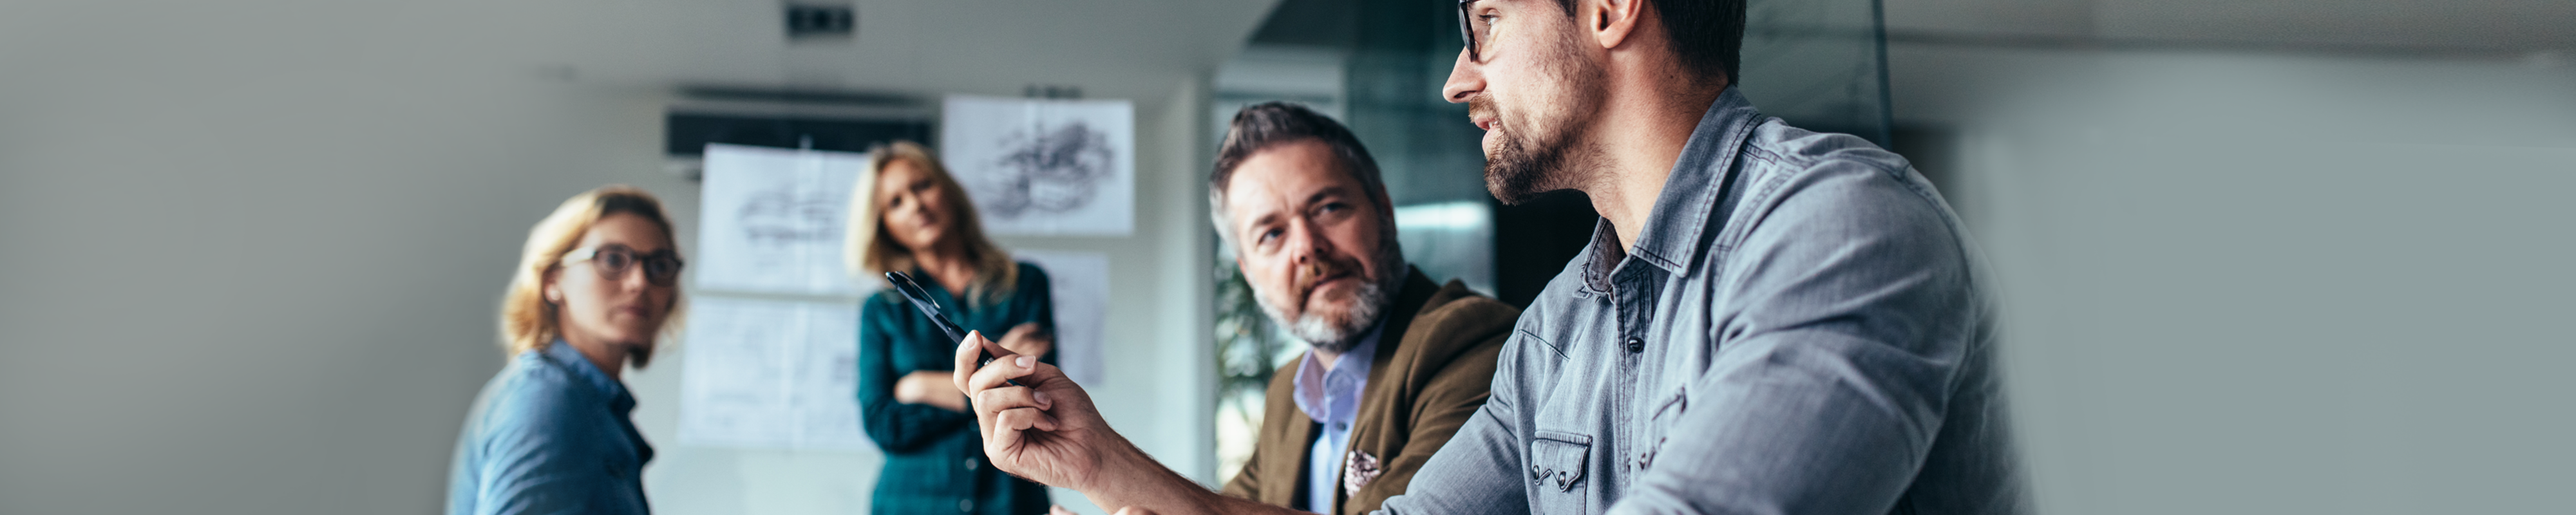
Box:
[885,271,1025,388]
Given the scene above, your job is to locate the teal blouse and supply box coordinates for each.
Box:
[857,261,1056,515]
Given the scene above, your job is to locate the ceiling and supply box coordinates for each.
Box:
[0,0,1284,104]
[638,0,1285,101]
[575,0,1287,102]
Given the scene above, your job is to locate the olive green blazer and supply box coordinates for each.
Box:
[1221,268,1519,514]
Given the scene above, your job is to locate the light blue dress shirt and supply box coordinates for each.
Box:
[1291,324,1383,514]
[447,340,653,515]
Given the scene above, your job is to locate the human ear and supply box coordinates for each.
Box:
[1587,0,1645,50]
[542,268,565,304]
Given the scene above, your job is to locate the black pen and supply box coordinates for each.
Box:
[884,271,1025,388]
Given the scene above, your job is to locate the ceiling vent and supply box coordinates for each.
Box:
[785,4,855,40]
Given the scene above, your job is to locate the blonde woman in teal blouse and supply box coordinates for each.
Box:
[845,140,1057,515]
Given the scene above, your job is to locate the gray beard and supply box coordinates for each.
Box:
[1257,227,1407,353]
[1269,277,1388,353]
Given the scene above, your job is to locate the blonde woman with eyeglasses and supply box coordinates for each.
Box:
[448,185,683,515]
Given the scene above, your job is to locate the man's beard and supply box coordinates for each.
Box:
[1477,100,1572,205]
[1475,25,1605,205]
[1255,225,1406,353]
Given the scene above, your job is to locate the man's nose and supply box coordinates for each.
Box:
[1287,220,1334,265]
[1442,46,1482,104]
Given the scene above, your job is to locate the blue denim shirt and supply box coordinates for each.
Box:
[1378,88,2026,515]
[448,340,653,515]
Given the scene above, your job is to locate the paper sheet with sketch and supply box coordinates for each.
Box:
[675,296,875,451]
[1014,249,1109,385]
[696,144,866,296]
[942,95,1135,236]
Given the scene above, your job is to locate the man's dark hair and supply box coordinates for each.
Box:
[1554,0,1747,83]
[1208,102,1387,238]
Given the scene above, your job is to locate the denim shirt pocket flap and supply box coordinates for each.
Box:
[1529,431,1591,492]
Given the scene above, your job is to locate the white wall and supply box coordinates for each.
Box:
[0,10,685,515]
[1887,44,2576,514]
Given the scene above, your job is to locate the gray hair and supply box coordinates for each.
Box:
[1207,102,1390,250]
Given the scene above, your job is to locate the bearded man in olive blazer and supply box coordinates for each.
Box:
[1208,102,1520,515]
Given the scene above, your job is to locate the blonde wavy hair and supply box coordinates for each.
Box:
[500,185,685,366]
[844,140,1018,303]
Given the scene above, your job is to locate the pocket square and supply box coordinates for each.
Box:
[1342,449,1383,496]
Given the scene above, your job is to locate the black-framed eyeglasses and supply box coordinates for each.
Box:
[564,244,685,286]
[1457,0,1490,62]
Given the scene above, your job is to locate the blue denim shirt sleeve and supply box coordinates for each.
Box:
[448,341,652,515]
[468,381,611,515]
[1609,154,1983,514]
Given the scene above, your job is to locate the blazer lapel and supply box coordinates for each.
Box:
[1332,269,1443,512]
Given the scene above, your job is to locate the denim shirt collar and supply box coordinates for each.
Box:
[1580,86,1763,293]
[539,339,636,415]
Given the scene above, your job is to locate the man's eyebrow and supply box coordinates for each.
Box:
[1302,186,1355,208]
[1243,210,1283,232]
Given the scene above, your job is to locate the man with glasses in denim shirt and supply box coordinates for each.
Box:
[951,1,2026,514]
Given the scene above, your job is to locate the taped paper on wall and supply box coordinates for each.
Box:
[696,144,866,296]
[675,296,875,451]
[1014,249,1110,384]
[942,95,1135,236]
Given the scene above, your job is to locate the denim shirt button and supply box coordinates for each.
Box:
[1625,337,1645,353]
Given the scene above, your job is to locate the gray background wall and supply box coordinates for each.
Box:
[1889,44,2576,514]
[0,3,678,510]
